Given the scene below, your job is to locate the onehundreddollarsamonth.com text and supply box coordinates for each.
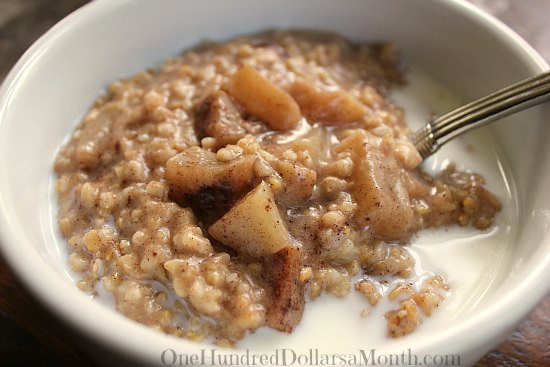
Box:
[160,348,462,366]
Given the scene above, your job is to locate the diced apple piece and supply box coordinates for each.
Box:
[290,80,367,124]
[208,181,290,257]
[344,131,413,241]
[194,90,265,149]
[394,138,422,170]
[166,147,255,219]
[264,246,305,333]
[75,103,123,168]
[226,65,301,131]
[272,159,317,206]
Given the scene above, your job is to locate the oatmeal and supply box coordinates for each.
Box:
[54,31,501,344]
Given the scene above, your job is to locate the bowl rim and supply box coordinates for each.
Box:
[0,0,549,364]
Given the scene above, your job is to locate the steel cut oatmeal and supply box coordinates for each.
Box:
[54,31,501,345]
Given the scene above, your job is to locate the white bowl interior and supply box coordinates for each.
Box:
[0,0,549,365]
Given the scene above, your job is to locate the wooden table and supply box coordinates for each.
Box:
[0,0,549,365]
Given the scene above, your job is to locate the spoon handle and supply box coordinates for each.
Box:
[413,70,550,159]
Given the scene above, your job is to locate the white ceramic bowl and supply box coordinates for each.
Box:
[1,0,549,366]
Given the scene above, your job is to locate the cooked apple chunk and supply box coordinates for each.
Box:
[194,90,265,149]
[208,181,290,257]
[272,159,317,206]
[264,246,305,333]
[166,147,255,218]
[352,149,413,241]
[290,80,367,124]
[226,65,301,131]
[339,131,413,241]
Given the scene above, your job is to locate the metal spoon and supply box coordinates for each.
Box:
[412,70,550,159]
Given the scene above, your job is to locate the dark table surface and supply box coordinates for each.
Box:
[0,0,549,366]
